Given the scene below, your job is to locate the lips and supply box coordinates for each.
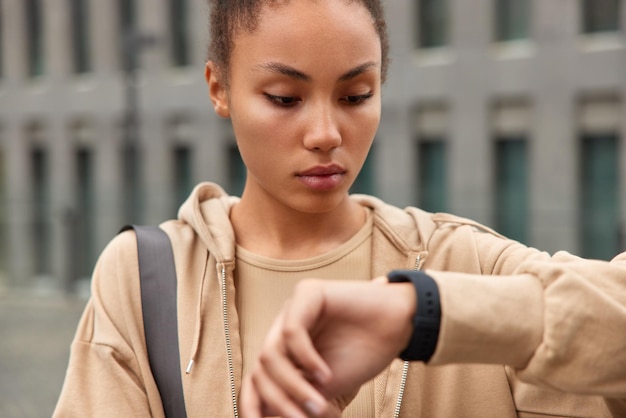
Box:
[298,164,346,177]
[297,164,346,190]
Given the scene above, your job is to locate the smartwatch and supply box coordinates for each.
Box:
[387,270,441,362]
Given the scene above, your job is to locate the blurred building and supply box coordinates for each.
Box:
[0,0,624,292]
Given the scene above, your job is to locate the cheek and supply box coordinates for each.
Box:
[231,95,292,143]
[231,107,294,175]
[345,106,380,147]
[347,108,380,172]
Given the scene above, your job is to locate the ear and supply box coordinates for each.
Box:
[205,61,230,118]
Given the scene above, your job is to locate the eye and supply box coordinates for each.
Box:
[340,92,374,105]
[264,94,302,107]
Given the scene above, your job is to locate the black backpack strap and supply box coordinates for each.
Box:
[121,225,187,418]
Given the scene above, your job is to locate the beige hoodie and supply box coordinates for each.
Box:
[54,182,626,417]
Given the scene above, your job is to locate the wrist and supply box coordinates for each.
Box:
[387,270,441,362]
[392,282,417,355]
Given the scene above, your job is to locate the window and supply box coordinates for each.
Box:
[227,143,246,197]
[119,0,136,36]
[173,145,193,214]
[495,138,528,244]
[31,147,50,275]
[579,96,622,259]
[0,0,4,79]
[75,148,94,279]
[494,0,531,41]
[350,145,376,195]
[418,141,447,212]
[169,0,190,66]
[417,0,448,48]
[0,137,6,278]
[25,0,44,77]
[119,0,136,70]
[122,142,142,224]
[492,100,531,243]
[70,0,90,73]
[415,104,448,211]
[168,117,194,212]
[582,0,621,33]
[580,134,620,260]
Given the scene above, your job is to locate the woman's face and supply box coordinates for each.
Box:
[208,0,382,214]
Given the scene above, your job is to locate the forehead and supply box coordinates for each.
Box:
[248,0,371,27]
[230,0,381,77]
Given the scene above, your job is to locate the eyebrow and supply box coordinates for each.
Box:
[338,62,378,82]
[253,61,378,82]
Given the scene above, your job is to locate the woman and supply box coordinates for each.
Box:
[55,0,626,417]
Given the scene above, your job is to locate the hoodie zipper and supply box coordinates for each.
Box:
[394,254,423,418]
[223,252,423,418]
[221,264,239,418]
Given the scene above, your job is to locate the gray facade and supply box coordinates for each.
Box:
[381,1,626,255]
[0,0,624,292]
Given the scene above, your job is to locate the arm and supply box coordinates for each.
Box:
[54,232,161,418]
[430,237,626,397]
[429,244,626,417]
[240,279,416,418]
[240,250,626,417]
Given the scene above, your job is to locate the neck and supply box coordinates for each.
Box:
[230,192,366,260]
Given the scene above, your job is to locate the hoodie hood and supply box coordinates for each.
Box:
[178,182,240,264]
[176,183,435,264]
[176,182,241,378]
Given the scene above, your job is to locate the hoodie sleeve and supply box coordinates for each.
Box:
[53,231,165,418]
[426,227,626,405]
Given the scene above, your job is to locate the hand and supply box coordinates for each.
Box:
[240,278,416,418]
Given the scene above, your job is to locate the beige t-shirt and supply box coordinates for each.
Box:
[235,210,375,417]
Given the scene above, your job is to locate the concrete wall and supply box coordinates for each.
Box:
[0,0,624,290]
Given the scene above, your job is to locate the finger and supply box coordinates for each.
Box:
[239,375,263,418]
[281,283,333,384]
[260,311,329,413]
[249,360,320,418]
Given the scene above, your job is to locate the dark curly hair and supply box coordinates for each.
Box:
[208,0,390,83]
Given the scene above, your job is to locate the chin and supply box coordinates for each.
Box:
[287,191,350,215]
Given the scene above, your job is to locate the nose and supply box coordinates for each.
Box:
[302,101,342,152]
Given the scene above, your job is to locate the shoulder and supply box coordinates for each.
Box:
[89,229,140,305]
[354,194,520,263]
[98,228,140,275]
[429,212,505,238]
[353,194,439,251]
[354,194,502,243]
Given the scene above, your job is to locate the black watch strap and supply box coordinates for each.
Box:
[387,270,441,362]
